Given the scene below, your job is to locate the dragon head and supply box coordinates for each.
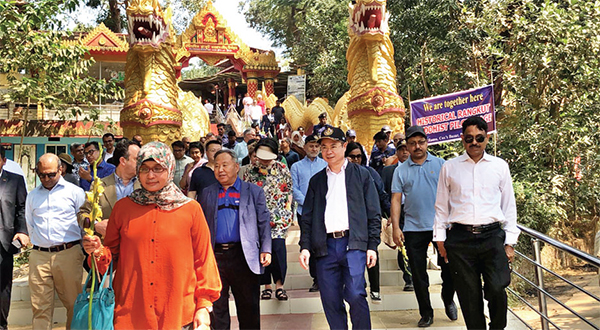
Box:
[126,0,172,52]
[348,0,390,39]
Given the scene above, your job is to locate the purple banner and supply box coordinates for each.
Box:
[410,85,496,145]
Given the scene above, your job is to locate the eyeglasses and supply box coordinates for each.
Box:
[37,172,58,179]
[348,154,362,160]
[464,135,486,144]
[85,149,98,156]
[407,140,427,147]
[139,166,167,174]
[173,149,185,153]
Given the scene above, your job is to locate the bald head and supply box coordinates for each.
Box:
[37,153,62,189]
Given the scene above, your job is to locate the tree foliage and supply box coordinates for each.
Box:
[0,0,123,146]
[241,0,350,101]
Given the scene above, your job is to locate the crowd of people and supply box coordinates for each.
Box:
[0,108,519,329]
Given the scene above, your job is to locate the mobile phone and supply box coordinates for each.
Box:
[11,239,22,249]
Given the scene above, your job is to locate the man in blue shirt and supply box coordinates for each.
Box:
[390,126,456,328]
[198,149,272,330]
[79,141,116,191]
[290,134,327,292]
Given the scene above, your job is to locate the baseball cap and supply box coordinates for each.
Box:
[405,126,427,140]
[305,134,319,143]
[58,153,73,166]
[373,131,388,141]
[318,112,327,119]
[346,129,357,137]
[382,125,392,133]
[318,127,346,144]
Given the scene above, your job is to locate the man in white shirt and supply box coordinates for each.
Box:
[433,116,520,330]
[102,133,115,163]
[242,93,254,122]
[26,153,86,329]
[172,140,193,186]
[204,99,214,115]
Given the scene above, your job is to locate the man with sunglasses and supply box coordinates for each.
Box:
[434,116,520,330]
[390,126,456,328]
[26,153,86,329]
[79,141,116,191]
[70,143,89,183]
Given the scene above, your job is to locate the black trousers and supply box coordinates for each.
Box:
[212,244,261,330]
[397,206,413,285]
[445,226,511,330]
[260,238,287,285]
[404,231,455,318]
[366,252,380,292]
[0,248,12,329]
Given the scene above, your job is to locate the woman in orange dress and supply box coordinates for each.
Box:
[83,141,222,330]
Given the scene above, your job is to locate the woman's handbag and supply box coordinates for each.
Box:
[71,261,115,330]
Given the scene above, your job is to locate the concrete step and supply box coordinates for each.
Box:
[227,285,453,316]
[285,269,442,290]
[8,300,67,326]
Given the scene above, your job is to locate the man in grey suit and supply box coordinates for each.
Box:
[198,149,271,330]
[0,147,28,329]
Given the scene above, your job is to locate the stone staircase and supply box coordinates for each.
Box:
[7,226,453,326]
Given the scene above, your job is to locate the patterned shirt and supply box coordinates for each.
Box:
[242,161,293,239]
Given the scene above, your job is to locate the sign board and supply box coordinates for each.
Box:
[410,85,496,145]
[287,75,306,103]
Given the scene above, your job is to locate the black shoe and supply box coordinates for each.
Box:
[445,301,458,321]
[403,283,414,291]
[417,315,434,328]
[308,282,319,292]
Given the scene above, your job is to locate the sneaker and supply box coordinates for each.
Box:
[403,283,414,291]
[308,282,319,292]
[370,291,381,303]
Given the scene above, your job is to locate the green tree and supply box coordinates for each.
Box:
[241,0,350,101]
[0,0,123,159]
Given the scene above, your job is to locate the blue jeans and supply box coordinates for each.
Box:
[316,236,371,330]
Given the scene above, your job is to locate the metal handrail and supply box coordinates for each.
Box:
[510,224,600,330]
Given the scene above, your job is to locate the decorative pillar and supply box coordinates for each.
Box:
[264,79,274,96]
[247,78,258,98]
[228,78,236,104]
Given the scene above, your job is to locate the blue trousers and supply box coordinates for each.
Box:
[316,237,371,330]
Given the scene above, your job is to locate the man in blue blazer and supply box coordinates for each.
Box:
[0,147,29,330]
[299,128,381,330]
[199,149,272,330]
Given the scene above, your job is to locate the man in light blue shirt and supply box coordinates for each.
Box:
[390,126,456,328]
[290,134,327,292]
[234,128,257,163]
[26,153,86,329]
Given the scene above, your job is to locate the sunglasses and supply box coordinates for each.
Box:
[348,154,362,160]
[139,166,167,174]
[37,172,58,179]
[464,135,486,144]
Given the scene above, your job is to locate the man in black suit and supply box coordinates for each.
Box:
[299,127,381,330]
[0,146,28,329]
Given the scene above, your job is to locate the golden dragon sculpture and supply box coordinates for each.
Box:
[284,0,404,150]
[120,0,210,145]
[336,0,405,151]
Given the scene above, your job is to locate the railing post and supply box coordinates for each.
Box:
[533,238,550,330]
